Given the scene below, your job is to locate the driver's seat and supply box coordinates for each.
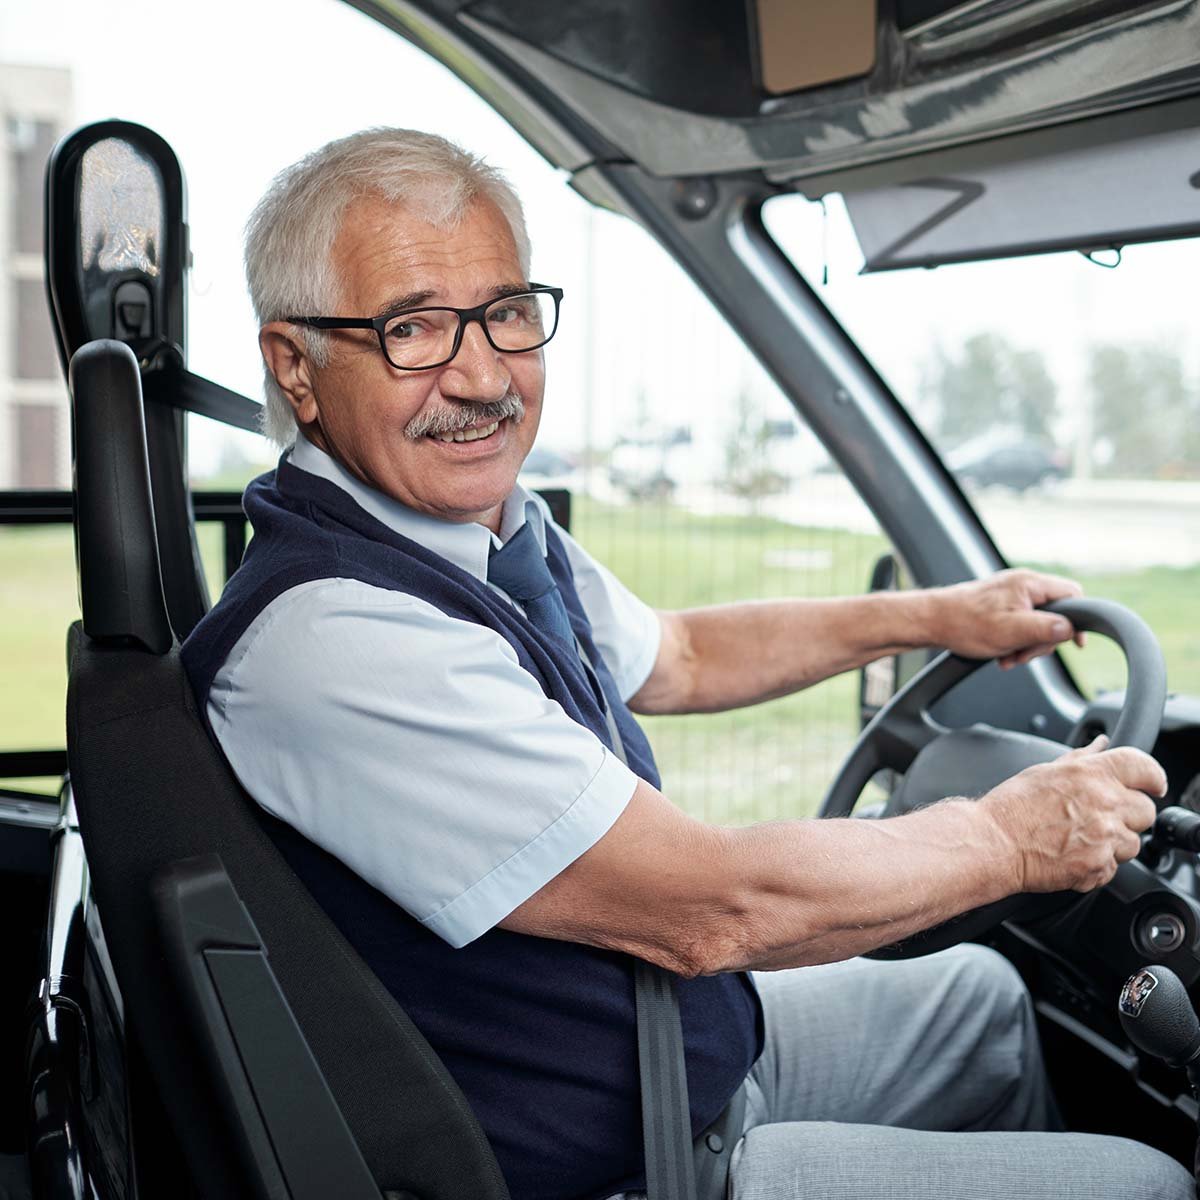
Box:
[66,336,511,1199]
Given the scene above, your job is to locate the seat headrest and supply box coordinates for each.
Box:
[71,339,173,653]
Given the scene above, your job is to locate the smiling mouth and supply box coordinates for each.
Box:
[429,420,501,444]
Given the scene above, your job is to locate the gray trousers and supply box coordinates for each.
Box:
[614,944,1194,1199]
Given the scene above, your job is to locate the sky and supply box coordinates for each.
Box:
[4,0,1198,477]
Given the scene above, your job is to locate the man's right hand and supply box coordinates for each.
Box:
[979,735,1165,895]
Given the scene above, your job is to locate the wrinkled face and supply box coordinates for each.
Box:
[290,193,543,529]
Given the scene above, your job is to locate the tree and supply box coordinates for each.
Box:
[722,389,786,501]
[920,333,1058,448]
[1088,344,1200,479]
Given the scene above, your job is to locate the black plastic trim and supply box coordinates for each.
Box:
[71,341,173,654]
[153,855,382,1200]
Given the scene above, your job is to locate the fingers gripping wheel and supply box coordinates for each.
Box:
[817,598,1167,959]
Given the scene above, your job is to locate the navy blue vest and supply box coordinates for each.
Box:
[182,458,763,1200]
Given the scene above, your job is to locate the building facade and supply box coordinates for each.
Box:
[0,64,72,490]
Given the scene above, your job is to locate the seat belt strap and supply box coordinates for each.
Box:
[577,639,696,1200]
[635,959,698,1200]
[139,354,265,435]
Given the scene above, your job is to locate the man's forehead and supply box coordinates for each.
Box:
[334,192,524,308]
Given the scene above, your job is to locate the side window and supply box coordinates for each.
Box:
[1,2,890,821]
[0,79,75,789]
[553,210,890,823]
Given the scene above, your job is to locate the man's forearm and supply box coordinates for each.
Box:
[502,744,1157,980]
[635,590,940,715]
[706,799,1021,973]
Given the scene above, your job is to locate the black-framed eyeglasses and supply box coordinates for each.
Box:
[286,285,563,371]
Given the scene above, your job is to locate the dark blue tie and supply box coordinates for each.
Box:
[487,522,575,645]
[491,523,693,1196]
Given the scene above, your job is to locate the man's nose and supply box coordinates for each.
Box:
[439,318,511,402]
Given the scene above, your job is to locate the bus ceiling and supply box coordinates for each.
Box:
[358,0,1200,268]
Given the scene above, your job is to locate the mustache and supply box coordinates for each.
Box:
[404,392,525,440]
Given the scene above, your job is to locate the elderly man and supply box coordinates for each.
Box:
[181,128,1190,1200]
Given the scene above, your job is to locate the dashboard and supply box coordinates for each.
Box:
[1009,691,1200,1139]
[1039,691,1200,984]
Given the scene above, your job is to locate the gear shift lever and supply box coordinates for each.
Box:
[1120,966,1200,1197]
[1120,966,1200,1073]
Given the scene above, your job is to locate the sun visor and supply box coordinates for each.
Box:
[842,119,1200,272]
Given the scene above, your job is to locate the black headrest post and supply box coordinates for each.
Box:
[71,339,173,654]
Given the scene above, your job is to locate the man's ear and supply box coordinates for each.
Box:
[259,323,320,426]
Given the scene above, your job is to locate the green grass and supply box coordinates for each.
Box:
[0,526,80,795]
[1050,564,1200,700]
[572,498,889,822]
[0,523,229,797]
[2,501,1197,818]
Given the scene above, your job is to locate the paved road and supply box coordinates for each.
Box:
[967,480,1200,572]
[686,477,1200,573]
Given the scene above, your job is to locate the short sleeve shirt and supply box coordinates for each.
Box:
[207,435,663,948]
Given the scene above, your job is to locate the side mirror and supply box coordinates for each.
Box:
[859,554,899,726]
[858,553,931,794]
[45,119,187,377]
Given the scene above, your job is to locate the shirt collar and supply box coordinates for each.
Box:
[286,433,547,584]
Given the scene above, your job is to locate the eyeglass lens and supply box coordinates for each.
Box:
[382,292,555,369]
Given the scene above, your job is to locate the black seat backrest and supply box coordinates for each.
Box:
[67,339,510,1199]
[47,120,211,639]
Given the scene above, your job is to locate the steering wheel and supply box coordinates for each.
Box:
[817,598,1168,959]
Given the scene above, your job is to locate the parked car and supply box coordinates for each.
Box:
[948,437,1069,492]
[608,427,691,500]
[519,444,577,482]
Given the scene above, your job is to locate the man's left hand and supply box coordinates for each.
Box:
[930,568,1086,668]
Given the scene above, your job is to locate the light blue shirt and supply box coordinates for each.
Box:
[208,436,662,948]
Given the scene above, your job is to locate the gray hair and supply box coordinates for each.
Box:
[244,128,532,446]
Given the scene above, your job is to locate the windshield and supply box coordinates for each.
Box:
[765,195,1200,701]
